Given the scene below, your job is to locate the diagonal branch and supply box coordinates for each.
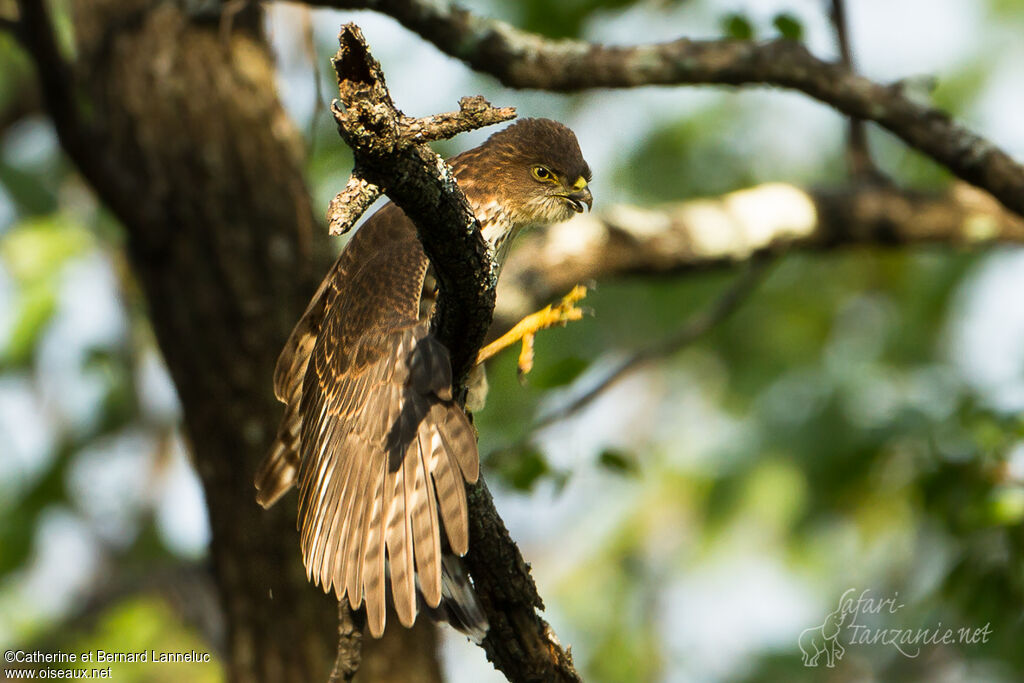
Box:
[327,174,381,235]
[16,0,96,163]
[493,181,1024,329]
[297,0,1024,221]
[328,26,514,381]
[15,0,145,228]
[328,24,579,682]
[533,256,772,431]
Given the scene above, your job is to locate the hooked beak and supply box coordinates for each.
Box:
[565,186,593,213]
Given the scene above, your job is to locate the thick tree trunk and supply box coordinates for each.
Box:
[61,1,441,679]
[71,1,336,679]
[357,619,443,683]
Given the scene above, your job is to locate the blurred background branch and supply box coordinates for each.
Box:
[327,26,579,680]
[496,182,1024,328]
[3,0,1024,682]
[530,254,774,432]
[0,78,38,138]
[296,0,1024,220]
[828,0,876,180]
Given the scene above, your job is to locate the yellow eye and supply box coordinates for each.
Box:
[531,166,555,182]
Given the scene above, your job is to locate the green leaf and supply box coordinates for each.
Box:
[598,449,639,476]
[614,105,756,202]
[772,13,804,41]
[0,216,94,365]
[0,507,36,576]
[722,13,754,40]
[96,358,137,435]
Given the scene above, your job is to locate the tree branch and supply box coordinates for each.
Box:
[327,603,363,683]
[327,174,381,235]
[493,181,1024,328]
[296,0,1024,221]
[464,476,580,682]
[325,94,517,237]
[24,2,343,678]
[15,0,144,228]
[532,256,772,431]
[828,0,875,179]
[16,0,89,153]
[328,25,514,381]
[328,24,579,682]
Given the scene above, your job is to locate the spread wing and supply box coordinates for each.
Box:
[253,250,339,510]
[255,203,480,638]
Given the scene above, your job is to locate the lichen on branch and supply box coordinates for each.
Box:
[304,0,1024,223]
[327,23,581,682]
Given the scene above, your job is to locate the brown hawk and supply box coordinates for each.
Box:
[254,118,592,639]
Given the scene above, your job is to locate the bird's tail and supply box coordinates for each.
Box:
[422,553,488,642]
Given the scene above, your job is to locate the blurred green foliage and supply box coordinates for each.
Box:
[70,599,223,682]
[1,216,92,366]
[2,0,1023,682]
[617,105,758,202]
[514,0,637,38]
[772,13,804,41]
[721,12,755,40]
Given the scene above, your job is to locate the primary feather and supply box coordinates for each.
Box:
[255,118,590,639]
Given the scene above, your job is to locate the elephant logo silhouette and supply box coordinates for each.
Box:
[799,603,847,667]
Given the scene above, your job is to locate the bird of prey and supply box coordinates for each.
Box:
[254,118,592,639]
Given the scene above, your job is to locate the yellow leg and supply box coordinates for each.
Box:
[476,285,589,375]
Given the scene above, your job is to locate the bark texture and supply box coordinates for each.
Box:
[304,0,1024,223]
[71,2,336,679]
[325,26,581,681]
[356,619,443,683]
[495,182,1024,326]
[19,1,1024,681]
[33,1,444,680]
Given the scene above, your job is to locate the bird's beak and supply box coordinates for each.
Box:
[566,186,593,213]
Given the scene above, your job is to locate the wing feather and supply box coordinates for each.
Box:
[444,409,480,484]
[327,438,362,592]
[363,453,388,634]
[258,202,484,637]
[344,446,377,607]
[385,445,416,627]
[308,424,352,585]
[427,405,470,556]
[412,428,442,607]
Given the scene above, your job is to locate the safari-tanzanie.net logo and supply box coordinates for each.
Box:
[798,588,992,668]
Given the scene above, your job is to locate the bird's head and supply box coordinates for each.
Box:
[452,118,592,255]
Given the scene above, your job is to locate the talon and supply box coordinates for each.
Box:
[563,284,588,305]
[475,285,590,368]
[517,333,536,379]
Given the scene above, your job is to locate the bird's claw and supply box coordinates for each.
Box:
[476,285,590,374]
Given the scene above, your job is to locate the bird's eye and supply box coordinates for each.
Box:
[531,166,555,182]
